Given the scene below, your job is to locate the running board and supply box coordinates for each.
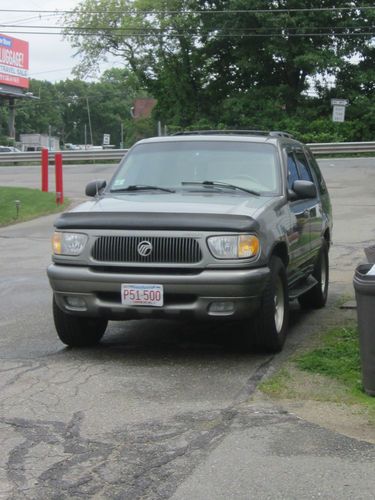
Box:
[289,276,318,300]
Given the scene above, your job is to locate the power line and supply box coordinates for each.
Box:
[2,29,374,38]
[1,24,374,32]
[1,6,375,15]
[1,14,58,25]
[29,67,76,76]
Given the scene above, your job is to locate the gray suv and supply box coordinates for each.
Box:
[47,131,332,352]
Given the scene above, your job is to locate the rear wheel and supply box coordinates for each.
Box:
[53,297,108,347]
[254,256,289,353]
[298,241,329,309]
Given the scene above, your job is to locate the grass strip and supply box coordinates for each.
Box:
[296,326,363,392]
[0,186,69,226]
[261,325,375,418]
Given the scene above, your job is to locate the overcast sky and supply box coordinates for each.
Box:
[1,0,117,82]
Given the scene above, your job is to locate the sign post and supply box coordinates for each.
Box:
[55,152,63,205]
[41,148,49,192]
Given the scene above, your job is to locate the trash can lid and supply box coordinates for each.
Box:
[355,263,375,278]
[353,263,375,293]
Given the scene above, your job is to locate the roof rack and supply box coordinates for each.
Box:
[173,129,294,139]
[268,131,294,138]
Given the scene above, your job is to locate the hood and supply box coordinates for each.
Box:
[71,191,271,217]
[55,192,276,232]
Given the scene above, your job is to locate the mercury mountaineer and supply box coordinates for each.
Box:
[47,130,332,352]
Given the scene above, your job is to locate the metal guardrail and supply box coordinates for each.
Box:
[0,142,375,165]
[0,149,129,164]
[307,141,375,155]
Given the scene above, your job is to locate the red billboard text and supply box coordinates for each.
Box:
[0,34,29,89]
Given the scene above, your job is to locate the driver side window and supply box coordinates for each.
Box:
[295,150,313,182]
[287,149,314,191]
[287,152,299,190]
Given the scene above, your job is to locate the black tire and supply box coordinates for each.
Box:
[298,241,329,309]
[254,256,289,353]
[53,297,108,347]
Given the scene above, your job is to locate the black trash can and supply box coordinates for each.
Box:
[353,264,375,396]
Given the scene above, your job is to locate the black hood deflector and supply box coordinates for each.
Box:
[54,212,259,232]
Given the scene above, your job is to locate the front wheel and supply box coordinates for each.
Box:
[53,297,108,347]
[254,256,289,353]
[298,242,329,309]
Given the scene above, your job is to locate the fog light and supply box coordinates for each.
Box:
[65,296,86,309]
[208,301,235,316]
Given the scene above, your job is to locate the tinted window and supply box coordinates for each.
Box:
[295,150,312,181]
[287,153,299,190]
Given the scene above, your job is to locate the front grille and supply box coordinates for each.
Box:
[92,236,202,264]
[90,266,202,275]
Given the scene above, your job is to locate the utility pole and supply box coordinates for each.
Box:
[8,98,16,139]
[48,124,52,150]
[120,122,124,149]
[86,96,93,145]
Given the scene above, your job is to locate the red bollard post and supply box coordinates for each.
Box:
[55,152,64,205]
[41,148,49,192]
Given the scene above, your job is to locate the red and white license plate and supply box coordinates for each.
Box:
[121,284,164,307]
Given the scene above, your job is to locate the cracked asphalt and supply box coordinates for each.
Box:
[1,158,375,499]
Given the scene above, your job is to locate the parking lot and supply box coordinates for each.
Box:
[1,157,375,498]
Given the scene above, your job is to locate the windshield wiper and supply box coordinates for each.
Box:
[181,181,260,196]
[111,184,175,193]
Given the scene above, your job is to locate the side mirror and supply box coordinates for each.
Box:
[85,179,107,197]
[291,180,317,199]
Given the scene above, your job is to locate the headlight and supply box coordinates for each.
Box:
[207,235,260,259]
[53,232,87,256]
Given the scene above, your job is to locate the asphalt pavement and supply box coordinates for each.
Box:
[1,158,375,499]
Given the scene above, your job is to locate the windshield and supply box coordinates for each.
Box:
[110,141,281,195]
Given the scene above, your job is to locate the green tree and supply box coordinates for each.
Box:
[0,103,9,141]
[64,0,210,125]
[83,68,148,146]
[14,68,148,147]
[63,0,375,133]
[331,46,375,141]
[15,80,64,139]
[200,0,375,122]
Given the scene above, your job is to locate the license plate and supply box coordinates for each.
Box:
[121,284,164,307]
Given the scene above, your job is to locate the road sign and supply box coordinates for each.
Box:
[332,105,346,123]
[103,133,110,145]
[331,98,349,107]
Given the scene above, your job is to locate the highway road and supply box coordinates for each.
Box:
[1,157,375,498]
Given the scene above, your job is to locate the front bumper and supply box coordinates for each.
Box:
[47,264,270,321]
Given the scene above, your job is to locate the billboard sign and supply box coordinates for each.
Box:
[0,34,29,89]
